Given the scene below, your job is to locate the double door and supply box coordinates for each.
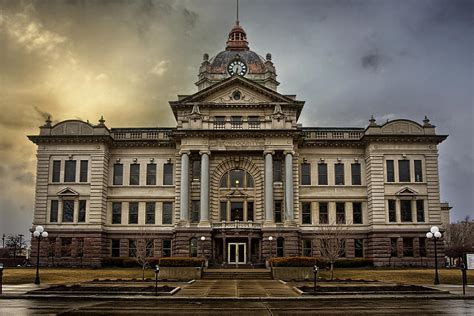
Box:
[228,242,246,264]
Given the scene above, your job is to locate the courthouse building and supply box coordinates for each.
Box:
[29,18,449,267]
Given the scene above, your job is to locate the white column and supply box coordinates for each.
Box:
[285,152,294,221]
[200,152,210,223]
[180,152,190,221]
[264,152,274,222]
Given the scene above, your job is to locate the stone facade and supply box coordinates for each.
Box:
[29,20,449,267]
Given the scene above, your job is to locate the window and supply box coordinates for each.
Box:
[352,202,362,224]
[146,240,154,257]
[398,160,410,182]
[62,200,74,222]
[336,202,345,224]
[77,238,84,258]
[276,237,284,257]
[189,238,198,257]
[416,200,425,222]
[192,160,201,181]
[128,239,136,257]
[388,200,396,223]
[231,116,242,128]
[246,172,254,188]
[50,200,58,222]
[400,200,412,222]
[64,160,76,182]
[403,238,414,257]
[354,239,364,258]
[78,200,86,223]
[302,202,312,224]
[113,163,123,185]
[162,202,173,224]
[111,239,120,257]
[302,240,312,257]
[301,163,311,185]
[335,163,345,185]
[390,238,398,257]
[230,169,244,187]
[52,160,61,182]
[273,159,282,182]
[351,163,361,185]
[248,116,260,129]
[247,201,254,221]
[130,163,140,185]
[191,200,200,223]
[340,240,346,257]
[318,163,328,185]
[162,240,172,257]
[319,202,328,224]
[80,160,88,182]
[146,163,156,185]
[230,202,243,221]
[274,200,283,223]
[128,202,138,224]
[214,116,225,129]
[112,202,122,224]
[220,202,227,221]
[414,160,423,182]
[145,202,155,224]
[220,169,254,189]
[386,160,394,182]
[61,238,72,257]
[419,238,427,257]
[163,163,173,185]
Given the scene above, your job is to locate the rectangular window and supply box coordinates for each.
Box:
[391,238,398,257]
[400,200,412,222]
[416,200,425,222]
[112,202,122,224]
[248,116,260,129]
[319,202,329,224]
[146,163,156,185]
[111,239,120,257]
[276,237,284,257]
[191,200,200,223]
[128,239,136,257]
[273,159,282,182]
[414,160,423,182]
[419,238,427,257]
[145,202,155,224]
[162,240,172,257]
[354,239,364,258]
[352,202,362,224]
[336,202,345,224]
[128,202,138,224]
[340,240,346,258]
[318,163,328,185]
[79,160,88,182]
[398,160,410,182]
[61,238,72,257]
[129,164,140,185]
[386,160,394,182]
[192,160,201,181]
[220,201,227,221]
[162,202,173,224]
[302,239,312,257]
[301,163,311,185]
[52,160,61,182]
[247,201,254,221]
[351,163,361,185]
[403,238,414,257]
[301,202,312,224]
[214,116,225,129]
[64,160,76,182]
[335,163,345,185]
[163,163,173,185]
[388,200,397,223]
[113,163,123,185]
[146,240,154,257]
[274,200,283,223]
[62,200,74,222]
[231,116,242,128]
[50,200,58,222]
[78,200,86,223]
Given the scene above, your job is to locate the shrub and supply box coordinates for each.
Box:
[269,257,318,267]
[158,257,205,267]
[334,258,373,268]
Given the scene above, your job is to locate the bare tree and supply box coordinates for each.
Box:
[5,234,27,266]
[444,217,474,265]
[47,239,57,267]
[134,229,155,281]
[318,221,351,280]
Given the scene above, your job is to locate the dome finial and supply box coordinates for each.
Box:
[236,0,239,25]
[226,0,248,51]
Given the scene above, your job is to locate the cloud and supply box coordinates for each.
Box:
[150,60,170,76]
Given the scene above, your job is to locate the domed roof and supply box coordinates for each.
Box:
[209,50,266,74]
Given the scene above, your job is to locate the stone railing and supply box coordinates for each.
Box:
[212,221,262,229]
[301,128,364,140]
[111,128,173,141]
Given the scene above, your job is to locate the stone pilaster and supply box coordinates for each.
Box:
[264,151,274,224]
[199,151,210,226]
[284,151,295,222]
[179,151,190,221]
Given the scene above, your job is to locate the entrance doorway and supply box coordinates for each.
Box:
[228,242,246,264]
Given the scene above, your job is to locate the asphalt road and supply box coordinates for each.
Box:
[0,298,473,315]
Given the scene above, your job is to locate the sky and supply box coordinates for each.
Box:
[0,0,473,239]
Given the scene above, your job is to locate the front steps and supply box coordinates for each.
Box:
[202,269,272,280]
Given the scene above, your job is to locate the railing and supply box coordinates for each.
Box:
[301,128,364,140]
[212,221,262,229]
[111,128,173,141]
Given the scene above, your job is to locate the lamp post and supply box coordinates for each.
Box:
[0,263,4,295]
[154,265,160,296]
[268,236,273,259]
[426,226,442,285]
[200,236,206,258]
[33,226,48,285]
[313,265,319,292]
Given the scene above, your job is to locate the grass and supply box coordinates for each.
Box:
[2,267,472,285]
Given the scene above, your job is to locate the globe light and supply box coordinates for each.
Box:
[200,236,206,241]
[430,226,439,234]
[42,232,48,238]
[33,231,40,238]
[36,226,44,233]
[426,232,433,238]
[434,231,442,238]
[268,236,273,241]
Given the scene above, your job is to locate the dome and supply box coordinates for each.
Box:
[209,50,266,74]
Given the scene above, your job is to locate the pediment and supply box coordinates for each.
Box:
[56,187,79,196]
[380,120,424,135]
[395,186,418,196]
[205,84,272,104]
[51,120,94,136]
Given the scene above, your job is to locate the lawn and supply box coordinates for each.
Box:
[2,267,472,285]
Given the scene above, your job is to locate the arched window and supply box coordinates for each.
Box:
[219,169,254,189]
[276,237,284,257]
[189,238,198,257]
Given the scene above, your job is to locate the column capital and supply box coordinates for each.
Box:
[263,150,275,156]
[199,151,211,156]
[284,150,295,156]
[179,150,191,156]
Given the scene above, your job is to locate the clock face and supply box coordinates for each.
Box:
[228,60,247,76]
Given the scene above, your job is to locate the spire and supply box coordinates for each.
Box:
[237,0,239,25]
[226,0,249,51]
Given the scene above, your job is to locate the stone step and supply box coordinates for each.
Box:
[202,270,272,280]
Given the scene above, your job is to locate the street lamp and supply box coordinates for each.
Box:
[200,236,206,258]
[426,226,442,285]
[313,265,319,292]
[268,236,273,259]
[154,265,160,296]
[33,226,48,285]
[0,263,4,295]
